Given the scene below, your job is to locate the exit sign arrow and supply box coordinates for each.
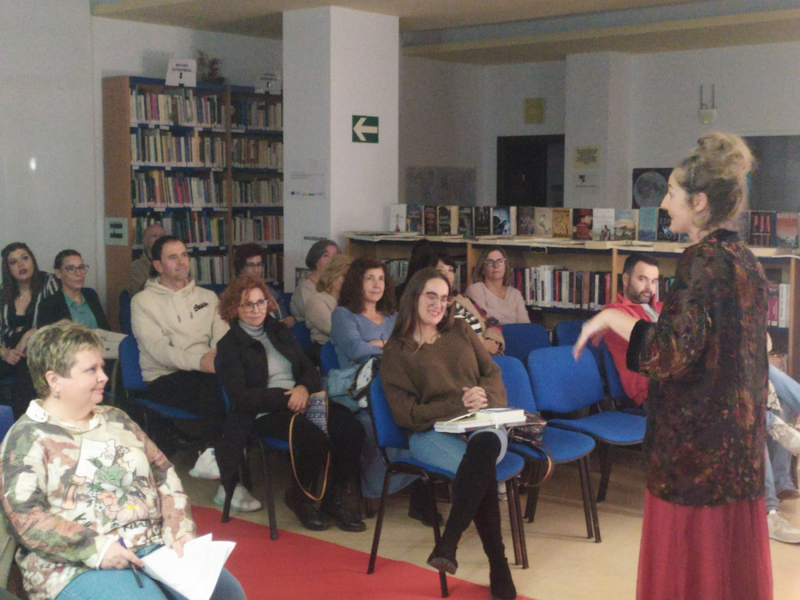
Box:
[352,116,379,143]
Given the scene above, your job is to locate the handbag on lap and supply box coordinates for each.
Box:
[289,391,330,501]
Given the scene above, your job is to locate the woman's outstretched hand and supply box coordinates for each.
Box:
[572,312,609,361]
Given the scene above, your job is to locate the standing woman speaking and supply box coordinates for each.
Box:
[574,132,771,600]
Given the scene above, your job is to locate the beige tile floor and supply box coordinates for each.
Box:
[176,447,800,600]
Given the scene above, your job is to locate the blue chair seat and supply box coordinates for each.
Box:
[509,427,595,464]
[549,412,646,445]
[134,398,199,421]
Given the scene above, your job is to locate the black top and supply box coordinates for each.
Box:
[36,288,110,331]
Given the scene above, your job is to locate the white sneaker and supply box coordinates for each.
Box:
[214,484,262,512]
[767,510,800,544]
[768,416,800,455]
[189,448,220,480]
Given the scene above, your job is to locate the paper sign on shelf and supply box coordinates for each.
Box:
[255,71,282,95]
[166,59,197,87]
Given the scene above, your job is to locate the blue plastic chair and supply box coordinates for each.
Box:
[554,319,586,347]
[0,405,14,443]
[200,283,228,296]
[493,356,600,542]
[320,341,340,376]
[527,346,646,503]
[119,290,132,336]
[118,336,200,436]
[501,323,551,364]
[366,375,528,597]
[291,321,313,354]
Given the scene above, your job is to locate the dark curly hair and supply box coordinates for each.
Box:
[218,275,276,323]
[338,257,395,315]
[1,242,47,309]
[233,243,264,277]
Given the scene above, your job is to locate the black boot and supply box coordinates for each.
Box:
[408,479,443,527]
[320,478,367,532]
[474,480,516,600]
[285,486,328,531]
[427,432,502,575]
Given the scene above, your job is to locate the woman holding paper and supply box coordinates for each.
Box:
[0,320,245,600]
[381,267,516,600]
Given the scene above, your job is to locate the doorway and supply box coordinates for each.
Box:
[497,135,564,207]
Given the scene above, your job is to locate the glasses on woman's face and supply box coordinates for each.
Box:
[63,264,89,274]
[422,292,453,307]
[244,261,264,271]
[483,258,506,268]
[240,299,269,312]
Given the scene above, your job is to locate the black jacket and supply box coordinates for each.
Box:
[36,288,110,330]
[215,317,321,488]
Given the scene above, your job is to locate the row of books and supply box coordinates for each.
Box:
[232,214,283,244]
[389,204,800,249]
[232,100,283,131]
[130,129,225,168]
[134,213,226,247]
[231,178,283,207]
[259,250,284,284]
[768,283,792,327]
[231,139,283,170]
[190,255,230,285]
[132,170,224,209]
[129,88,225,128]
[384,258,468,292]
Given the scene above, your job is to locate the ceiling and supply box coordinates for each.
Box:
[91,0,800,64]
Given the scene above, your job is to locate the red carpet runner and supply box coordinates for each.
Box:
[192,506,535,600]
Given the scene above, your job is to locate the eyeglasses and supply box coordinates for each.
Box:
[240,299,270,312]
[423,292,453,307]
[63,264,90,274]
[483,258,506,268]
[244,262,264,270]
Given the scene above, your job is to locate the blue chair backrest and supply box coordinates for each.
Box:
[370,375,410,450]
[201,283,228,296]
[493,355,537,413]
[291,320,313,353]
[119,336,146,391]
[602,345,629,402]
[280,293,293,312]
[501,323,551,364]
[119,290,132,336]
[554,319,585,347]
[214,356,231,411]
[0,405,14,443]
[320,342,339,376]
[527,345,605,413]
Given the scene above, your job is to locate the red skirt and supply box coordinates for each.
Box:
[637,490,772,600]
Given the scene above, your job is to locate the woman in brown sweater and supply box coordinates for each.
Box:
[381,267,515,600]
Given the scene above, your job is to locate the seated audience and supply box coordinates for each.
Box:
[216,276,365,531]
[0,242,58,418]
[429,252,504,355]
[0,320,245,600]
[381,267,516,600]
[290,239,339,321]
[131,236,259,511]
[37,250,110,330]
[233,243,294,328]
[465,247,529,325]
[126,223,165,297]
[305,254,353,353]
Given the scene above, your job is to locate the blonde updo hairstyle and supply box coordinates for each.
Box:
[673,132,756,231]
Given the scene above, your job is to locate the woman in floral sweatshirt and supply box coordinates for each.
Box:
[0,321,245,600]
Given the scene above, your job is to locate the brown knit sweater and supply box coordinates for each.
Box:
[381,319,507,432]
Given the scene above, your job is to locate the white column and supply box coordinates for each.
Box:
[283,7,398,289]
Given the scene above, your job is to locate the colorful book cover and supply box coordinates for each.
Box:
[614,209,638,241]
[592,208,615,241]
[638,207,658,242]
[424,206,438,235]
[517,207,536,235]
[406,204,423,233]
[457,206,474,236]
[533,207,553,237]
[749,211,776,247]
[491,207,512,235]
[388,204,407,232]
[474,206,491,236]
[438,205,453,235]
[572,208,593,240]
[657,209,679,242]
[552,208,571,238]
[776,212,798,247]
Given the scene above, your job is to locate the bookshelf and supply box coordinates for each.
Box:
[103,76,284,328]
[345,233,800,378]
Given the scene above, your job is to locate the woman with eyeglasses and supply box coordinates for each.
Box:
[465,247,529,325]
[37,250,110,331]
[216,275,366,532]
[0,242,58,418]
[381,267,516,600]
[233,243,294,328]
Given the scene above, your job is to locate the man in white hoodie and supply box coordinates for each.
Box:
[131,236,260,512]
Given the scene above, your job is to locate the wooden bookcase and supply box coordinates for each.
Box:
[102,76,284,328]
[345,234,800,378]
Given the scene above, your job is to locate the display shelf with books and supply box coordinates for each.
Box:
[103,76,286,328]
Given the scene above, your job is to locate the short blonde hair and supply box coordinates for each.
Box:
[27,320,103,399]
[316,254,353,294]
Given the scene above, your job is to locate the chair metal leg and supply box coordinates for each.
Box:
[506,476,528,569]
[257,441,279,541]
[425,475,448,599]
[596,443,612,503]
[368,470,394,574]
[579,456,601,543]
[524,462,542,523]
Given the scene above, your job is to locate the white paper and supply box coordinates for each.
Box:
[141,534,236,600]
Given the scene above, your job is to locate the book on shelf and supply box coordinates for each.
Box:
[768,283,780,327]
[749,211,776,247]
[407,204,424,233]
[533,207,553,237]
[614,209,638,241]
[638,207,658,242]
[474,207,491,236]
[508,207,518,236]
[552,208,571,238]
[592,208,615,241]
[516,207,536,235]
[491,207,512,235]
[424,206,438,235]
[433,409,527,433]
[389,204,407,232]
[437,206,456,236]
[656,209,679,242]
[572,208,593,241]
[231,178,282,206]
[458,206,474,237]
[776,212,799,248]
